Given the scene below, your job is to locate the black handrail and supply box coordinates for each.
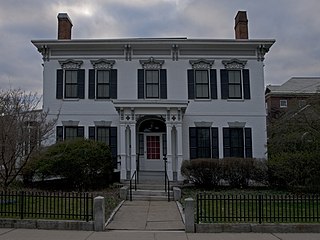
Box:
[163,154,170,202]
[129,170,137,201]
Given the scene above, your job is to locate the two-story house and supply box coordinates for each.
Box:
[32,11,274,182]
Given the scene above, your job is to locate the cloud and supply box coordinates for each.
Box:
[0,0,320,93]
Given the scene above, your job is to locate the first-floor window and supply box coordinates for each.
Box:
[89,126,118,164]
[189,127,219,159]
[56,126,84,141]
[223,127,252,158]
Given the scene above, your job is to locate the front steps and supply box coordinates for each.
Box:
[128,189,173,201]
[121,171,182,201]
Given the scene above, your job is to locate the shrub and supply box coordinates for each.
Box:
[28,138,114,190]
[268,151,320,191]
[222,158,255,188]
[181,158,223,188]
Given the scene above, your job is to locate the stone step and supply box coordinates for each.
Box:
[129,195,173,201]
[130,189,173,196]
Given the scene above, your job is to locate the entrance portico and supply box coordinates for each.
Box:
[114,100,188,182]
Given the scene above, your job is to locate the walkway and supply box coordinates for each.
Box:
[106,200,184,231]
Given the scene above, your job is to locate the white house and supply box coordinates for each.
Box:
[32,11,274,182]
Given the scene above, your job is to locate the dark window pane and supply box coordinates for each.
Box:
[228,70,242,99]
[145,70,159,98]
[65,70,78,98]
[195,70,209,98]
[97,127,110,145]
[65,127,78,140]
[97,70,110,98]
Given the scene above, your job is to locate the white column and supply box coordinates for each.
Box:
[129,123,136,177]
[166,123,173,181]
[176,123,184,181]
[119,123,127,181]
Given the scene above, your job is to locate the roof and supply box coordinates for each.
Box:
[266,77,320,95]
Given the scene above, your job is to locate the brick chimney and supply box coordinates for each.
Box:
[57,13,73,40]
[234,11,248,39]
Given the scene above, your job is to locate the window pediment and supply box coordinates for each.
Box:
[91,59,115,69]
[189,59,214,69]
[59,59,83,69]
[227,121,246,128]
[222,59,247,69]
[62,120,79,126]
[139,57,164,69]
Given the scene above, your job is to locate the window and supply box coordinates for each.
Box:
[280,99,287,108]
[56,69,85,99]
[56,126,84,141]
[299,100,306,108]
[195,70,209,98]
[89,126,118,164]
[228,70,242,99]
[146,70,159,98]
[223,128,252,158]
[96,70,110,99]
[189,127,219,159]
[188,69,217,99]
[65,70,78,98]
[221,69,250,100]
[89,69,117,99]
[137,69,167,99]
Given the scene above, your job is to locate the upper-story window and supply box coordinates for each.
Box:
[138,57,167,99]
[221,59,250,100]
[188,59,216,100]
[89,59,117,99]
[280,99,287,108]
[56,59,85,99]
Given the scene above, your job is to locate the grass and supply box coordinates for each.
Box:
[181,186,320,224]
[0,185,122,221]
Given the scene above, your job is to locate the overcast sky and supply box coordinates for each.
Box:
[1,0,320,95]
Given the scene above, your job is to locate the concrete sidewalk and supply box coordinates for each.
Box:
[106,200,185,231]
[1,229,320,240]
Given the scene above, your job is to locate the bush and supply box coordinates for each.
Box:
[27,138,114,190]
[181,158,223,188]
[222,158,255,188]
[268,151,320,191]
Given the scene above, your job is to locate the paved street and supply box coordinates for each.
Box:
[1,229,320,240]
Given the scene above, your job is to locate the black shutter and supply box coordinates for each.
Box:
[189,127,197,159]
[160,69,167,99]
[89,126,95,140]
[138,69,144,99]
[89,69,95,99]
[77,126,84,138]
[77,69,85,99]
[187,69,195,99]
[220,69,229,99]
[56,69,63,99]
[223,128,231,157]
[56,126,63,142]
[210,69,217,99]
[110,69,118,99]
[245,128,253,158]
[211,127,219,158]
[243,69,251,99]
[110,127,118,167]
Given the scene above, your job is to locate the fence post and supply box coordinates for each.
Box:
[185,198,195,233]
[94,196,105,231]
[20,191,24,219]
[258,195,262,224]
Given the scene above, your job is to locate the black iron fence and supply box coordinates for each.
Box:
[0,191,93,221]
[197,193,320,224]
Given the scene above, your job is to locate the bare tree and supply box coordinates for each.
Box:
[0,89,57,189]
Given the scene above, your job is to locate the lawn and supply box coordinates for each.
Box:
[0,185,121,221]
[181,187,320,224]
